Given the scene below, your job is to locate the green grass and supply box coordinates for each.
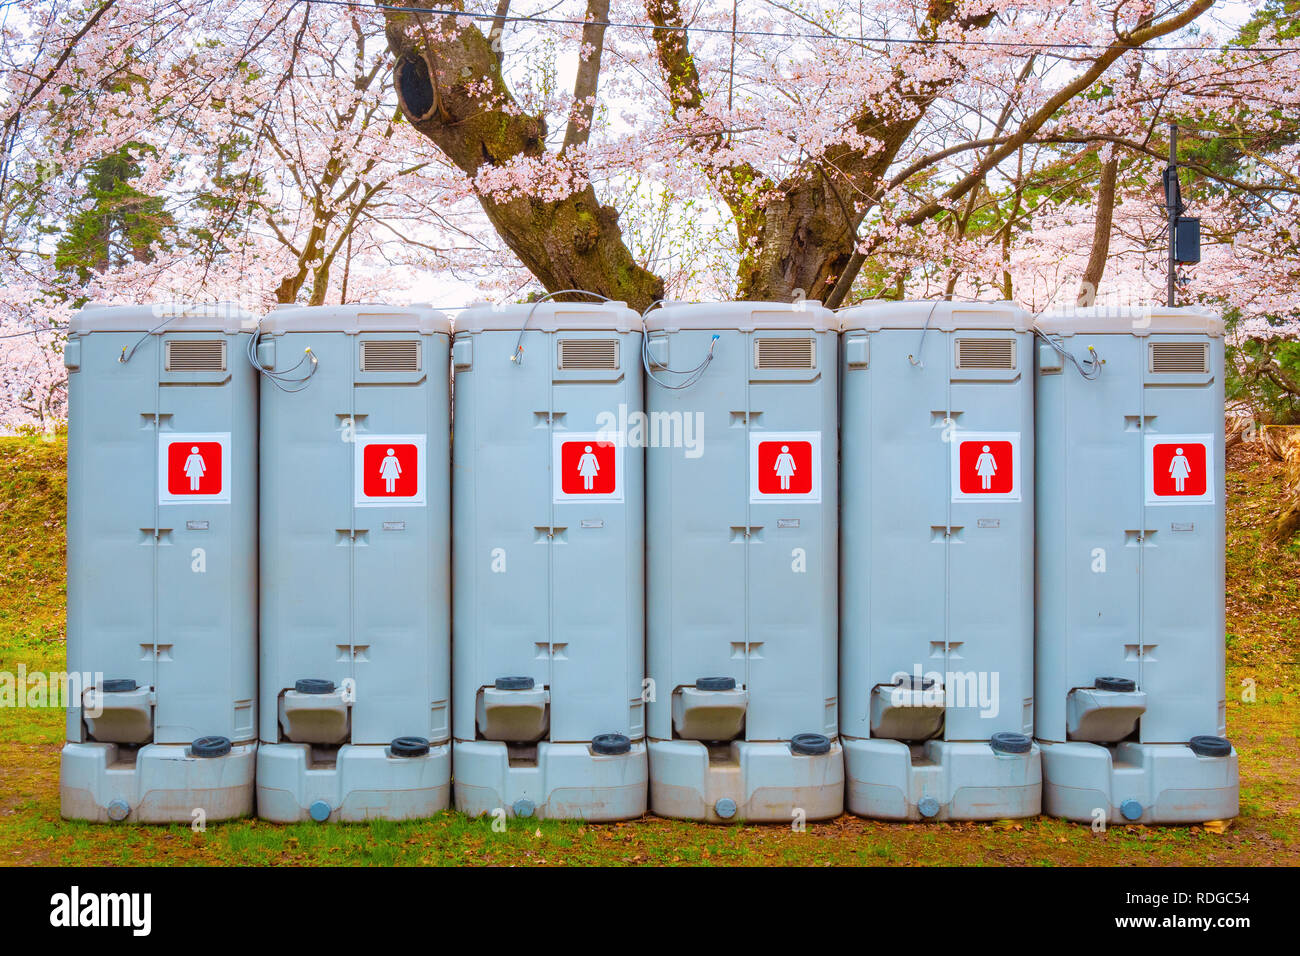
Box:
[1,433,1297,866]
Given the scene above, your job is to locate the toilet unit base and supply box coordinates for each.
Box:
[453,740,647,821]
[1040,740,1238,824]
[60,741,256,824]
[648,739,844,824]
[844,737,1042,821]
[256,742,450,823]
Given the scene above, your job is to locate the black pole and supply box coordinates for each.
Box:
[1167,122,1177,308]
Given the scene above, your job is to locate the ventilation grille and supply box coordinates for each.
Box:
[557,338,619,370]
[754,337,815,369]
[360,339,421,372]
[955,337,1016,370]
[165,339,225,371]
[1149,341,1208,374]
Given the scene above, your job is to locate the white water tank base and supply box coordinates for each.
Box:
[843,738,1041,822]
[255,742,450,823]
[648,739,844,823]
[1040,741,1238,825]
[82,686,154,745]
[60,742,255,823]
[672,686,749,741]
[453,740,648,821]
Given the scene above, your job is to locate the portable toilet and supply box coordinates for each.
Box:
[1035,306,1237,824]
[61,302,258,823]
[256,303,452,822]
[450,301,647,820]
[838,301,1040,821]
[644,301,842,823]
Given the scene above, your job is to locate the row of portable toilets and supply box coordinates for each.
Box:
[60,298,1238,826]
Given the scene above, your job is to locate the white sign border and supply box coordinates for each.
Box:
[354,434,427,507]
[553,431,624,503]
[950,430,1021,502]
[158,432,231,505]
[749,431,822,504]
[1145,433,1214,506]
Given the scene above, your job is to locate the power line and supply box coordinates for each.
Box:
[0,325,65,339]
[294,0,1300,54]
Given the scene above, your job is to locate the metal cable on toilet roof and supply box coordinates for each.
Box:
[511,289,612,366]
[1034,327,1103,380]
[246,325,319,392]
[639,299,719,390]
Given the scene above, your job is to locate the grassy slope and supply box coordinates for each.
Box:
[0,434,1296,866]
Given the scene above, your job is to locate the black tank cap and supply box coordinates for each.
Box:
[790,733,832,755]
[1095,676,1136,693]
[192,736,232,758]
[1189,735,1232,757]
[495,676,535,691]
[696,677,736,691]
[295,678,336,695]
[592,733,632,755]
[390,736,431,757]
[990,732,1033,755]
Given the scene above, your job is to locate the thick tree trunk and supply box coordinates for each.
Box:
[381,0,1213,310]
[736,0,997,303]
[385,7,661,310]
[734,137,907,302]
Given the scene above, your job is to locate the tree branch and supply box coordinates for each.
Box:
[562,0,610,152]
[826,0,1216,306]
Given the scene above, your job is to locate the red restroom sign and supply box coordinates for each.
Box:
[553,433,622,502]
[158,433,230,504]
[355,435,426,506]
[750,432,822,502]
[1146,434,1213,505]
[951,432,1020,501]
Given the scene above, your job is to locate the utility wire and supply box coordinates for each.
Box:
[511,288,611,365]
[640,300,719,390]
[246,325,319,391]
[1034,327,1103,380]
[119,313,182,363]
[0,325,65,339]
[907,299,941,368]
[296,0,1300,54]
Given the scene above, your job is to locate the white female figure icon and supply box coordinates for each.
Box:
[974,444,998,490]
[379,447,403,493]
[774,445,797,490]
[577,445,601,490]
[1168,447,1192,492]
[183,446,207,491]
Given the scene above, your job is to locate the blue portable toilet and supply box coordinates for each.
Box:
[644,301,842,823]
[61,302,258,823]
[838,301,1040,821]
[1035,306,1237,824]
[450,301,647,820]
[255,304,452,822]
